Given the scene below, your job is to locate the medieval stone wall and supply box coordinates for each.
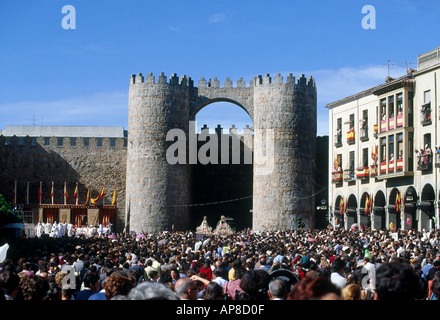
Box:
[0,135,127,231]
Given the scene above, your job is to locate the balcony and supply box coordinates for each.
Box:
[396,114,403,127]
[360,127,368,142]
[380,162,387,174]
[347,130,355,145]
[388,116,395,130]
[370,165,378,177]
[356,166,370,180]
[334,132,342,147]
[343,168,355,182]
[397,158,404,171]
[332,171,343,184]
[388,160,395,173]
[417,153,432,171]
[436,153,440,168]
[380,118,387,133]
[421,103,431,126]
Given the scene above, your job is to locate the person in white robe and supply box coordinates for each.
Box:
[67,223,74,237]
[44,222,52,235]
[35,222,43,238]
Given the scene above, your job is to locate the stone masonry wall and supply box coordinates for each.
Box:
[0,135,127,231]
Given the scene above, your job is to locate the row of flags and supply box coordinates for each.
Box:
[12,181,117,206]
[339,191,404,216]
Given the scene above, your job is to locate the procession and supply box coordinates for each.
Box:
[34,221,113,239]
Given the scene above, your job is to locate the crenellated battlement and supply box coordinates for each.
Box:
[253,73,316,88]
[0,135,127,149]
[130,72,315,89]
[130,72,194,87]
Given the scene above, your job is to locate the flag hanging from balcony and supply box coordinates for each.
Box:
[64,182,70,205]
[91,184,105,205]
[50,182,55,205]
[370,193,373,215]
[38,182,42,204]
[112,183,117,206]
[345,197,348,215]
[73,183,78,205]
[84,185,90,206]
[394,191,401,212]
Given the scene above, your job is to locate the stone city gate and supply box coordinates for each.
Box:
[125,72,317,234]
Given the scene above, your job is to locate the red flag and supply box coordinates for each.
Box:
[50,182,55,205]
[73,183,78,205]
[64,182,70,204]
[111,183,117,206]
[84,185,90,205]
[38,182,42,204]
[91,184,105,205]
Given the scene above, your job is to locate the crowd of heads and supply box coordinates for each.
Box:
[1,224,440,301]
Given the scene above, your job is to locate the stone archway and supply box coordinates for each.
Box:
[346,194,358,228]
[125,72,317,233]
[403,186,417,230]
[421,184,435,231]
[388,188,402,230]
[373,191,386,230]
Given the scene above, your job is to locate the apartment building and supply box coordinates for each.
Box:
[326,46,440,232]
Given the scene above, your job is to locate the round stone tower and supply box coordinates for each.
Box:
[126,72,192,234]
[252,74,317,231]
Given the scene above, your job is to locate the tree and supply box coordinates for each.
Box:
[0,194,21,225]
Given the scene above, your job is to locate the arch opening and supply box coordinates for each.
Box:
[421,184,435,230]
[373,191,386,230]
[190,101,254,231]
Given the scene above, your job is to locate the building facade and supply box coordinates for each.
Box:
[327,46,440,232]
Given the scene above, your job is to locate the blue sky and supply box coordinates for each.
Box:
[1,0,440,135]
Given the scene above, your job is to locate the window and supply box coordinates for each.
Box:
[397,93,403,115]
[31,137,37,146]
[18,137,24,146]
[380,137,387,162]
[397,133,403,159]
[335,118,342,146]
[110,138,116,147]
[57,137,63,146]
[408,92,414,127]
[388,96,394,118]
[389,135,395,162]
[70,138,77,146]
[380,98,386,120]
[44,137,50,146]
[424,90,431,104]
[83,138,90,147]
[361,110,368,140]
[408,132,413,171]
[349,151,355,172]
[97,138,103,147]
[362,148,369,168]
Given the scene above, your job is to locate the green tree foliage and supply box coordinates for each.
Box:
[0,194,21,225]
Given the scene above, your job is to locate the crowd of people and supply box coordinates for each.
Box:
[1,224,440,301]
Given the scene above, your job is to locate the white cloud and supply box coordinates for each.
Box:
[0,91,128,129]
[209,13,226,23]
